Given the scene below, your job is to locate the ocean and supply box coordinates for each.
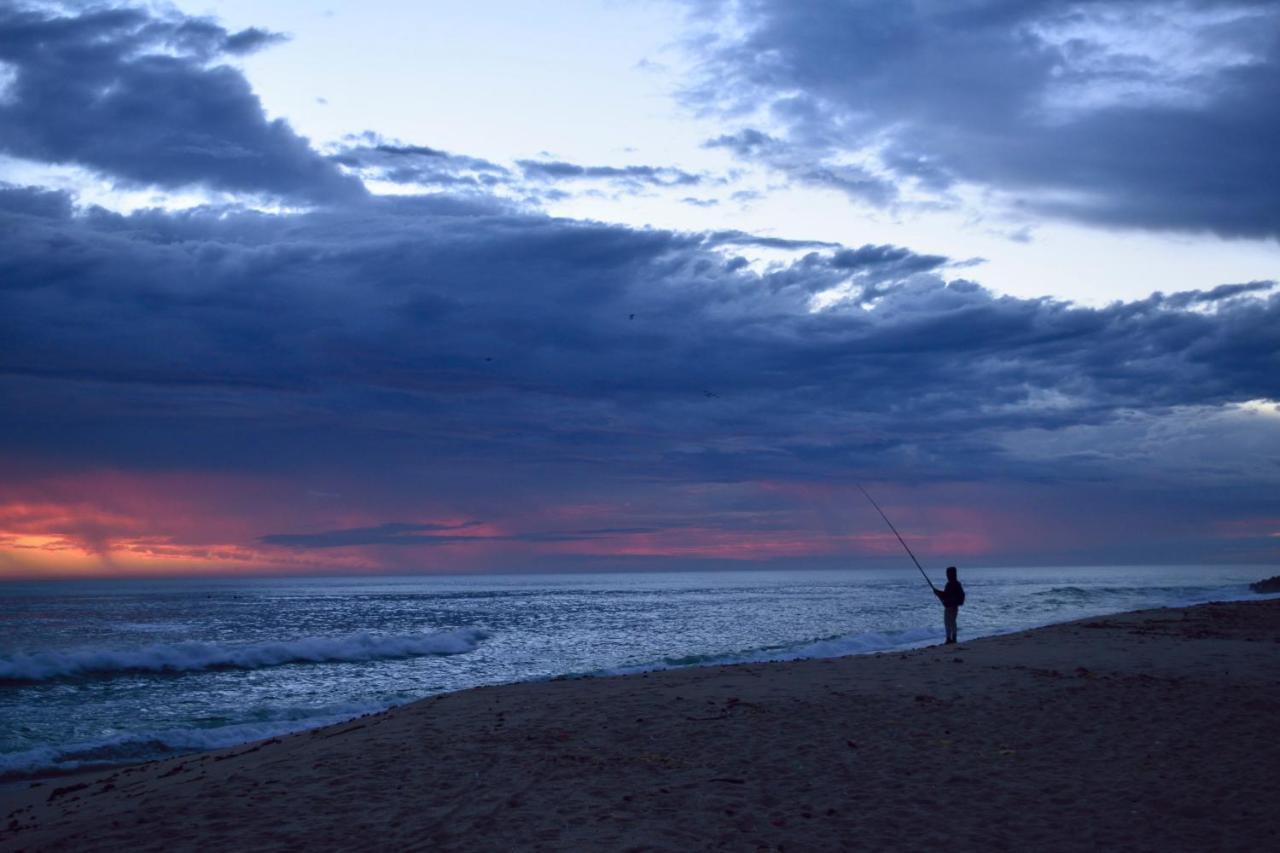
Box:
[1,564,1272,781]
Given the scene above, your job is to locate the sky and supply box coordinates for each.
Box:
[0,0,1277,578]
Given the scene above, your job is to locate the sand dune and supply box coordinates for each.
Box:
[4,599,1279,851]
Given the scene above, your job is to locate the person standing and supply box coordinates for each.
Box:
[935,566,965,644]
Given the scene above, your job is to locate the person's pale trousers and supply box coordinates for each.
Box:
[944,606,958,642]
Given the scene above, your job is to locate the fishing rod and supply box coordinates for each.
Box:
[856,484,937,593]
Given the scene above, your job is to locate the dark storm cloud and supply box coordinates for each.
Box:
[0,3,362,202]
[829,245,948,275]
[0,182,72,218]
[2,183,1277,493]
[688,0,1280,237]
[1163,280,1277,308]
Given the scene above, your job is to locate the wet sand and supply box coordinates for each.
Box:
[4,599,1279,851]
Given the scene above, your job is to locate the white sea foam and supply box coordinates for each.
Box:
[593,582,1270,678]
[0,628,487,682]
[598,625,943,677]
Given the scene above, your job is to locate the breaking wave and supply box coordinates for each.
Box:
[0,628,487,683]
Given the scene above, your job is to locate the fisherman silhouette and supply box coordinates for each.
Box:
[934,566,965,644]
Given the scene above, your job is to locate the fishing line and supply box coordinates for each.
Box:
[856,483,937,592]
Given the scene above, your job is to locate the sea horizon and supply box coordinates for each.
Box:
[4,559,1277,584]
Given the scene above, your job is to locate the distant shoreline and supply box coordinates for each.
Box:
[3,562,1278,584]
[4,597,1279,851]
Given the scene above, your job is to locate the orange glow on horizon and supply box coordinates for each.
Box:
[0,472,1022,580]
[2,533,77,551]
[0,534,384,580]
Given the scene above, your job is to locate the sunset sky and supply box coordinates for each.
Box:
[1,0,1277,578]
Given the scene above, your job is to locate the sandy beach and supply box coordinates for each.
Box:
[3,598,1278,852]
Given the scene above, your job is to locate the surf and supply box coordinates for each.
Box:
[0,628,487,683]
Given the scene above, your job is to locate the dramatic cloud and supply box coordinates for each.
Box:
[1,2,1277,575]
[3,185,1277,497]
[0,3,362,202]
[687,0,1280,237]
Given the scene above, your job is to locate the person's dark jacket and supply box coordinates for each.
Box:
[935,580,965,609]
